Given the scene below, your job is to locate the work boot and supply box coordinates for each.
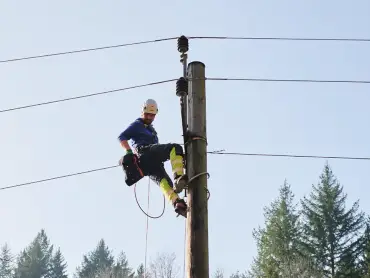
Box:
[174,198,187,218]
[173,174,188,193]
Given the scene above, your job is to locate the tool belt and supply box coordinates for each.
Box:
[121,152,144,186]
[135,144,152,155]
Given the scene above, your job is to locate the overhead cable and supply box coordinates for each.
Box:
[0,37,177,63]
[2,76,370,114]
[1,151,370,192]
[207,77,370,84]
[0,79,176,113]
[210,151,370,160]
[1,35,370,64]
[189,35,370,42]
[0,165,119,191]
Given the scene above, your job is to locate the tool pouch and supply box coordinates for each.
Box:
[121,153,144,186]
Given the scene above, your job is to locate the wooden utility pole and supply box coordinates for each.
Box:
[185,61,209,278]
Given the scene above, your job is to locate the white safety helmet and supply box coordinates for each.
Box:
[142,98,158,114]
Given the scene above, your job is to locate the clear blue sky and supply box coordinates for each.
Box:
[1,0,370,276]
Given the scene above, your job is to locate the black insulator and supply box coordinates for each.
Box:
[177,35,189,53]
[176,77,188,96]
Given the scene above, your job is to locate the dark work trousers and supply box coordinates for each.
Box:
[137,143,184,189]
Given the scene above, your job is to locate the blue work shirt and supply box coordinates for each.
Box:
[118,118,159,149]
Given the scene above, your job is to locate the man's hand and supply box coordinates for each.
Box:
[120,140,133,154]
[119,149,133,166]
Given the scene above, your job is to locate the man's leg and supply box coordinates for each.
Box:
[149,165,187,217]
[147,143,188,193]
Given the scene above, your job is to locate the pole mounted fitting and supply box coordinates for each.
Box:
[178,36,189,77]
[176,77,188,97]
[177,36,190,198]
[177,35,189,53]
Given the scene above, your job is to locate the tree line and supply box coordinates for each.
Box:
[0,230,184,278]
[1,163,369,277]
[246,163,370,278]
[0,230,245,278]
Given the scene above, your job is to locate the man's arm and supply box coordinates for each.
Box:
[120,140,131,151]
[118,122,138,152]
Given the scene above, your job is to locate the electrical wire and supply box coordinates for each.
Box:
[206,77,370,84]
[2,35,369,64]
[1,76,370,114]
[189,35,370,42]
[0,79,176,113]
[0,165,119,191]
[210,151,370,160]
[0,37,177,63]
[1,151,370,192]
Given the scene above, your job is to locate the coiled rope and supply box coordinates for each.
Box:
[134,179,166,219]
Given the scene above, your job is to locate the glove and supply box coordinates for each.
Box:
[119,149,134,166]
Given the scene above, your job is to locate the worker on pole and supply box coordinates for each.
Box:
[118,99,188,217]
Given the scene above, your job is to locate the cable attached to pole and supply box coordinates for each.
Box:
[177,35,189,278]
[176,35,190,187]
[177,35,190,174]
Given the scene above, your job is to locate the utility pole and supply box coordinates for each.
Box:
[176,36,209,278]
[185,61,209,278]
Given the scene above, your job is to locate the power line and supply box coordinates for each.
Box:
[1,151,370,192]
[1,35,370,64]
[0,79,176,113]
[0,37,177,63]
[2,76,370,114]
[210,151,370,160]
[207,77,370,84]
[0,165,119,191]
[189,35,370,42]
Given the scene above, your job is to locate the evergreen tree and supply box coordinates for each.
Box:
[14,229,54,278]
[358,217,370,277]
[49,248,68,278]
[0,243,14,278]
[75,239,134,278]
[15,241,49,278]
[112,251,134,278]
[38,229,54,265]
[300,163,365,277]
[248,180,312,277]
[135,264,145,278]
[75,239,115,278]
